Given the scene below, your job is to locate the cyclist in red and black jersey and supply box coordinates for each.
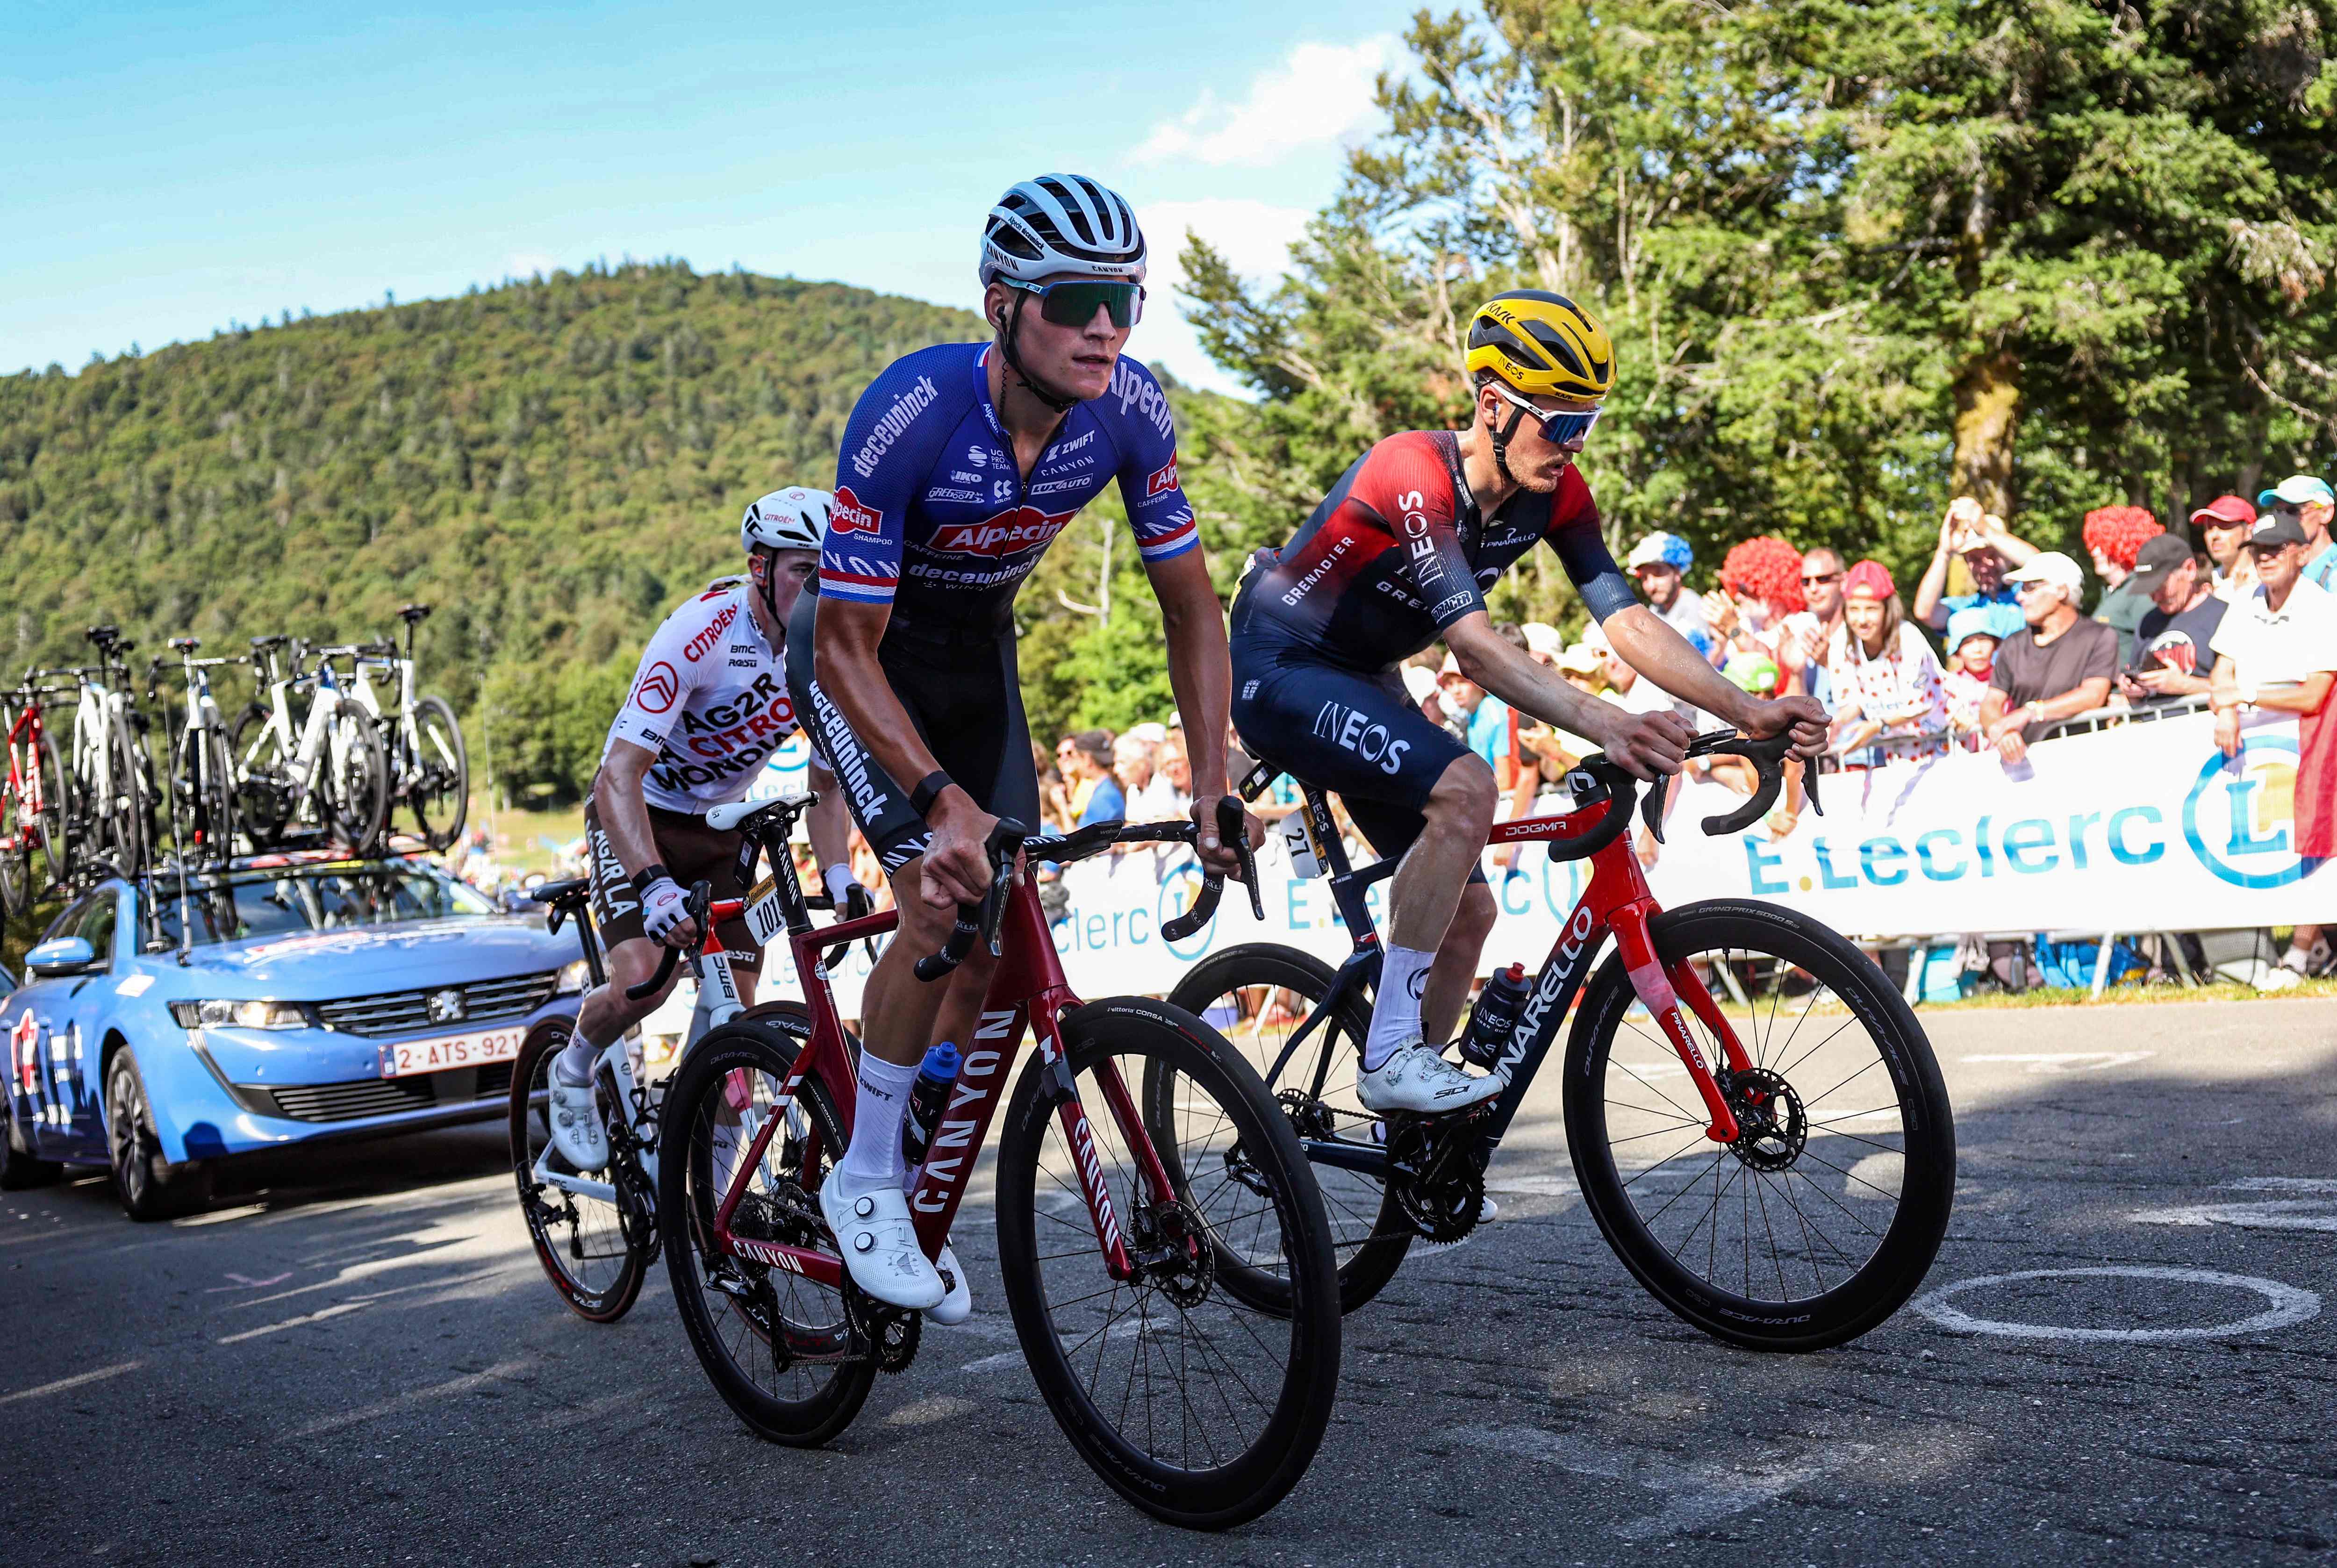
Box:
[1231,292,1827,1114]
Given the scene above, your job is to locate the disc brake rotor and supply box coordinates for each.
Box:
[1724,1067,1807,1172]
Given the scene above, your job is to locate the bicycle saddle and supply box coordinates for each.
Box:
[527,877,591,908]
[248,633,289,652]
[705,793,812,832]
[398,604,432,623]
[85,624,118,647]
[169,637,200,653]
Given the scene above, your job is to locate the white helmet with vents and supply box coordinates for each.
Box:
[979,174,1147,287]
[741,487,830,553]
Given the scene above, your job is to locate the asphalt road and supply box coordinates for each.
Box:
[5,997,2334,1567]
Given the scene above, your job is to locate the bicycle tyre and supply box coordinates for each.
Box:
[323,703,389,853]
[102,709,146,877]
[1161,943,1412,1314]
[509,1018,651,1323]
[405,695,469,851]
[995,998,1340,1530]
[33,728,71,895]
[660,1014,875,1446]
[229,705,290,849]
[1563,899,1955,1352]
[0,761,29,917]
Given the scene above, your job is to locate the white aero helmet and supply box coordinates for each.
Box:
[741,486,831,552]
[979,174,1147,287]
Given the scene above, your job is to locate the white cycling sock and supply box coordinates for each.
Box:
[835,1052,919,1192]
[1363,945,1437,1073]
[554,1013,619,1086]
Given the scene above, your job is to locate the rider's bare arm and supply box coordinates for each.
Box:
[1144,549,1255,873]
[1601,605,1829,758]
[596,740,702,945]
[1445,612,1692,780]
[803,759,853,872]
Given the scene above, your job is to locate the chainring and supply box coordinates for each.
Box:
[1384,1114,1490,1244]
[843,1282,922,1373]
[1724,1066,1807,1172]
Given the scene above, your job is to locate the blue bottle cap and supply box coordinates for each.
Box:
[921,1041,961,1077]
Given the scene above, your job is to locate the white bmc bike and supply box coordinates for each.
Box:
[509,795,797,1322]
[68,625,154,880]
[321,604,468,851]
[231,635,389,853]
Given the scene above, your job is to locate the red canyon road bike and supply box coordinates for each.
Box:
[1169,731,1955,1350]
[654,795,1341,1530]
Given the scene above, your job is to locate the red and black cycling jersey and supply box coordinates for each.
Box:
[1233,430,1634,672]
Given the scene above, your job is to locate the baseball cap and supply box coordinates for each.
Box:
[1945,605,2004,653]
[2005,551,2086,596]
[2248,512,2310,550]
[2125,533,2195,588]
[2255,474,2335,509]
[1125,722,1168,746]
[1625,532,1692,573]
[1520,621,1566,659]
[1400,665,1439,704]
[1556,643,1603,677]
[1841,559,1896,600]
[2189,494,2257,529]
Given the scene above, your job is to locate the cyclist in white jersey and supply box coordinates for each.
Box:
[546,488,857,1171]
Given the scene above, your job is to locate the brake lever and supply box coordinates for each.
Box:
[1219,795,1263,921]
[1695,731,1801,837]
[980,818,1029,958]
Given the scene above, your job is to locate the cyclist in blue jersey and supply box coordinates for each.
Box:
[1230,291,1828,1114]
[784,174,1257,1313]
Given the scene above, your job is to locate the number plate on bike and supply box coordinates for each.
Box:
[745,875,787,948]
[378,1026,526,1077]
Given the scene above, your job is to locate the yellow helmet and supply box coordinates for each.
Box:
[1466,291,1613,401]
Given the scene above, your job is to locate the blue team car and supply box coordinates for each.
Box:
[1,855,586,1218]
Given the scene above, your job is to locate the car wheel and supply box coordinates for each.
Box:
[0,1118,61,1189]
[105,1050,209,1221]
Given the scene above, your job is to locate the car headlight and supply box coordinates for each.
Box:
[554,959,592,995]
[168,999,309,1030]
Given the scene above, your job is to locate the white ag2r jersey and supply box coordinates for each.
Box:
[602,581,801,812]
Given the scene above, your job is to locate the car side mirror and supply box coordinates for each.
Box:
[25,936,99,978]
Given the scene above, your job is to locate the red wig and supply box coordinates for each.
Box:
[2081,506,2162,572]
[1717,536,1807,616]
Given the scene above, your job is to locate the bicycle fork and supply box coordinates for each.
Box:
[1606,897,1752,1143]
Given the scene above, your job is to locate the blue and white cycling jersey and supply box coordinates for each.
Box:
[820,343,1198,636]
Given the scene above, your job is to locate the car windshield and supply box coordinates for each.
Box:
[150,862,497,949]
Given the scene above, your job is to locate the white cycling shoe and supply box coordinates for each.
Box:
[929,1242,972,1326]
[546,1079,609,1172]
[1356,1039,1504,1116]
[820,1178,946,1311]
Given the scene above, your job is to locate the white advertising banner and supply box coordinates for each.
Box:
[740,711,2326,1018]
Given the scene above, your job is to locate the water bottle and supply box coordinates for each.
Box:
[1457,963,1531,1069]
[899,1042,962,1189]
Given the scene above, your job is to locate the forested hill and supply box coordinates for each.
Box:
[0,262,997,798]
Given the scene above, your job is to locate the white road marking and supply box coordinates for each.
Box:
[298,1360,531,1437]
[1913,1266,2321,1342]
[1958,1052,2155,1073]
[1451,1425,1871,1539]
[0,1360,143,1406]
[2131,1175,2337,1232]
[216,1301,371,1344]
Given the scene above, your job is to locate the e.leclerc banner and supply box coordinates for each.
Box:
[759,711,2322,1014]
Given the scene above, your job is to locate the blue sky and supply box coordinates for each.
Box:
[3,1,1427,392]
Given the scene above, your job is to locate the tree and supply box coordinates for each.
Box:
[1180,0,2337,595]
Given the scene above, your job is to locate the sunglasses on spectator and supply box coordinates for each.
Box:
[1488,381,1603,445]
[1801,571,1843,586]
[2013,580,2060,596]
[1002,277,1145,329]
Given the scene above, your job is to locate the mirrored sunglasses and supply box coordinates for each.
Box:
[1004,278,1145,329]
[1491,382,1603,445]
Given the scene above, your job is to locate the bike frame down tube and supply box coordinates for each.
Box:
[712,877,1144,1289]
